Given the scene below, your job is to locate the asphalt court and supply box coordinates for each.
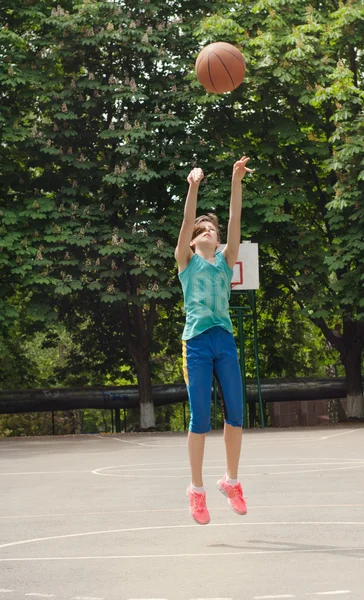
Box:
[0,425,364,600]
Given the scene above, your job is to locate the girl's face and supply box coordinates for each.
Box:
[191,222,219,251]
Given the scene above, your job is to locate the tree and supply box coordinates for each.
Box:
[194,0,364,418]
[0,0,224,427]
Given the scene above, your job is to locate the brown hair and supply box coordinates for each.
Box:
[191,214,220,248]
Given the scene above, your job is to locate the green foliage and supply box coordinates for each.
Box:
[0,0,222,427]
[0,328,39,389]
[1,0,363,428]
[0,0,217,313]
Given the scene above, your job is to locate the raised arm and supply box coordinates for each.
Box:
[175,168,204,272]
[222,156,254,269]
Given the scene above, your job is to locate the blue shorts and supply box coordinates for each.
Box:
[182,326,243,434]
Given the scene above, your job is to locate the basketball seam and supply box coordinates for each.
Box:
[211,52,236,88]
[195,53,203,70]
[207,54,218,92]
[217,49,245,64]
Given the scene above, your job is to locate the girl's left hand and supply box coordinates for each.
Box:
[232,156,254,181]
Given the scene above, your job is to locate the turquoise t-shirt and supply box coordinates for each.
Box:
[178,251,234,340]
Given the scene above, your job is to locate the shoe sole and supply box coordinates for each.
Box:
[186,487,210,525]
[217,480,248,516]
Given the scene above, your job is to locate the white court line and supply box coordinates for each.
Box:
[2,502,364,521]
[255,596,295,599]
[320,429,362,440]
[25,594,55,598]
[1,463,363,478]
[0,470,90,476]
[310,593,351,596]
[133,433,364,447]
[1,547,364,562]
[72,596,105,600]
[1,522,364,551]
[1,503,363,520]
[107,438,317,447]
[93,458,362,470]
[0,457,355,475]
[1,461,362,478]
[0,591,13,594]
[109,437,148,446]
[229,456,364,466]
[0,439,101,443]
[119,441,311,447]
[72,597,105,600]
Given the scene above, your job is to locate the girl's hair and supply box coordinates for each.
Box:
[191,214,220,245]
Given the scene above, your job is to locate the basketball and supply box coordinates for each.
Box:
[195,42,246,94]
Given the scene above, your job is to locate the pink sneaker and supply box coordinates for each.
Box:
[186,485,210,525]
[217,475,247,515]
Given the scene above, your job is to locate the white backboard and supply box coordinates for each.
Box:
[220,242,259,290]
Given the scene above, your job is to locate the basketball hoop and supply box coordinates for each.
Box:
[220,243,259,291]
[231,261,243,289]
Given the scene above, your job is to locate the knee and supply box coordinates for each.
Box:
[225,418,243,428]
[189,416,210,434]
[225,405,243,428]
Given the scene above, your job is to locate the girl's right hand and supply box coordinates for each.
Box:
[187,167,204,186]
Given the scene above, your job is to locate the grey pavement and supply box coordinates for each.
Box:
[0,425,364,600]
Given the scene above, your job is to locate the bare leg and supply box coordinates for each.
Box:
[188,431,206,487]
[224,423,242,480]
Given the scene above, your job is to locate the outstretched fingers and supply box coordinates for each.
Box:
[235,156,254,172]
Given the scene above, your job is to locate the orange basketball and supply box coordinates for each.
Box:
[195,42,246,94]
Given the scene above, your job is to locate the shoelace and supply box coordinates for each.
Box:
[233,482,243,499]
[193,492,207,512]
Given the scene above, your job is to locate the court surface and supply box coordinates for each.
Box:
[1,425,364,600]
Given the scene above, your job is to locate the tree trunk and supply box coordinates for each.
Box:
[313,318,364,420]
[136,356,155,430]
[328,399,346,424]
[343,348,364,419]
[120,295,158,431]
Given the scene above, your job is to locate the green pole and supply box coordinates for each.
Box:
[237,307,248,429]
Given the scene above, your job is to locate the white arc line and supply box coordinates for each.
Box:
[93,461,364,473]
[92,465,364,478]
[72,597,105,600]
[254,596,295,599]
[25,595,55,598]
[310,593,351,596]
[1,522,364,551]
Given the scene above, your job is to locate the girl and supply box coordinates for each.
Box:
[175,156,253,524]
